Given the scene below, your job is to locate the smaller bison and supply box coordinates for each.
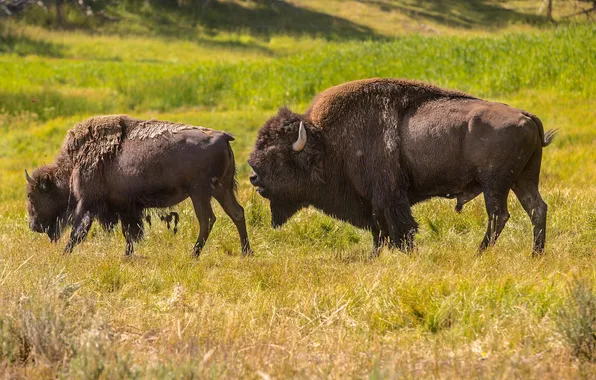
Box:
[26,115,251,257]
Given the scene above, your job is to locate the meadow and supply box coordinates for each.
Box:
[1,1,595,378]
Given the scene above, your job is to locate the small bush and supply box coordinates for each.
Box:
[556,278,596,362]
[0,274,128,376]
[0,277,80,367]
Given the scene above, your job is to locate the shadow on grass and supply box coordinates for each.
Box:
[0,90,110,123]
[194,36,275,56]
[0,29,65,57]
[143,0,381,41]
[365,0,546,29]
[202,0,379,40]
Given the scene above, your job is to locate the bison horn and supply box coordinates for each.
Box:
[25,170,35,184]
[292,121,307,152]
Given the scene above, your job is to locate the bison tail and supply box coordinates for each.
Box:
[522,111,557,148]
[223,132,235,142]
[542,129,558,147]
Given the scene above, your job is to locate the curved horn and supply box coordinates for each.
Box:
[25,170,35,184]
[292,121,307,152]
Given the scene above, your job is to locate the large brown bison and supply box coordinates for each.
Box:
[248,78,557,255]
[26,115,251,257]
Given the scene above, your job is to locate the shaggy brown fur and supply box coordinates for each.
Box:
[63,115,128,172]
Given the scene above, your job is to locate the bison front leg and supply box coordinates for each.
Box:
[385,207,418,252]
[371,212,391,257]
[119,209,144,256]
[373,201,418,253]
[371,228,390,257]
[190,192,216,257]
[64,203,94,253]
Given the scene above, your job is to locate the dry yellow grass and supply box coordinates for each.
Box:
[1,91,595,378]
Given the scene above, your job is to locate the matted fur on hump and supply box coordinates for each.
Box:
[63,115,128,171]
[63,115,212,171]
[127,118,213,140]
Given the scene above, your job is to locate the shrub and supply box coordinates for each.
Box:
[556,277,596,362]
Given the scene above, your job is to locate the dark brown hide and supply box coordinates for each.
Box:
[248,78,556,255]
[26,115,251,257]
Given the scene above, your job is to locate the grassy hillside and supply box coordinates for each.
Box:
[1,2,595,378]
[7,0,593,38]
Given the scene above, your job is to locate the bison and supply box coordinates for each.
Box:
[26,115,251,257]
[248,78,557,255]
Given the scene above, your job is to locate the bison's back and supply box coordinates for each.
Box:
[306,78,476,128]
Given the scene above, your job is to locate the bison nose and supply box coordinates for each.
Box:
[249,172,260,187]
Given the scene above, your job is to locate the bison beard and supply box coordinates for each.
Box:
[249,78,556,256]
[270,199,304,229]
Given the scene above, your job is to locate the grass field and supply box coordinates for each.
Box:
[1,1,596,378]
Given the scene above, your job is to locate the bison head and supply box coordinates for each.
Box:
[248,108,325,228]
[25,167,70,241]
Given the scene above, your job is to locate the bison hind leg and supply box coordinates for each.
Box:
[213,187,251,256]
[512,154,548,255]
[478,187,511,252]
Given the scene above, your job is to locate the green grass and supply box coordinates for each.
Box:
[1,24,594,121]
[1,5,595,378]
